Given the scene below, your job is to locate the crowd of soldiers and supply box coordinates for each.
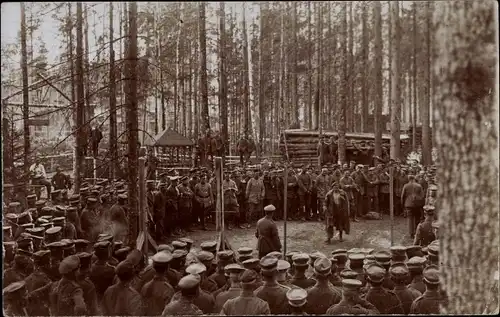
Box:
[3,195,448,316]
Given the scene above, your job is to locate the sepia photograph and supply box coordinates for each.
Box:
[1,1,498,315]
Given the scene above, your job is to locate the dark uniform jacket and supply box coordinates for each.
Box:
[364,285,404,314]
[401,182,425,208]
[172,289,215,314]
[410,289,446,314]
[414,220,436,246]
[209,271,227,289]
[102,282,144,316]
[394,285,422,314]
[51,172,72,190]
[221,295,271,315]
[25,269,52,315]
[255,216,281,256]
[297,173,312,196]
[77,276,100,316]
[215,286,241,313]
[305,281,342,315]
[162,296,203,316]
[290,274,316,290]
[90,261,116,298]
[80,208,99,241]
[254,282,291,314]
[49,277,87,316]
[140,275,175,316]
[200,276,219,293]
[326,298,379,315]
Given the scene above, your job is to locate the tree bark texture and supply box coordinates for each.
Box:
[373,1,383,158]
[258,2,266,157]
[198,2,210,134]
[433,1,498,314]
[219,1,228,156]
[125,2,139,246]
[20,2,30,178]
[109,1,117,181]
[338,2,348,164]
[422,1,432,165]
[74,2,85,192]
[361,4,369,133]
[390,1,401,160]
[242,3,250,136]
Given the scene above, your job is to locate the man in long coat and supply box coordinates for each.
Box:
[255,205,282,258]
[323,183,350,243]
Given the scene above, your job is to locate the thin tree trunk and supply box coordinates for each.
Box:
[433,1,498,314]
[422,1,432,165]
[338,2,348,164]
[219,1,228,156]
[348,2,354,132]
[412,1,417,151]
[84,4,91,125]
[75,2,85,191]
[278,2,285,148]
[361,4,369,132]
[390,1,400,160]
[109,1,117,180]
[199,2,210,134]
[387,1,392,120]
[242,3,250,136]
[258,2,266,156]
[193,25,199,138]
[373,1,383,158]
[175,3,184,132]
[125,2,139,246]
[20,3,30,178]
[314,2,322,132]
[292,2,299,125]
[307,1,313,130]
[326,2,332,130]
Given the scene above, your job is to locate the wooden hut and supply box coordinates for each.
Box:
[279,129,411,166]
[144,128,194,169]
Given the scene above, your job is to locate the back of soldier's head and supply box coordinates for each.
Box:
[116,260,135,282]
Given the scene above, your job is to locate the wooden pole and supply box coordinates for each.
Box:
[138,157,147,256]
[389,165,394,246]
[283,165,288,257]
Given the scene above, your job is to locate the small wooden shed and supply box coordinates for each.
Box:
[144,128,194,168]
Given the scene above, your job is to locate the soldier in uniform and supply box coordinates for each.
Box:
[166,176,182,235]
[401,174,425,238]
[90,241,116,301]
[222,173,240,230]
[374,251,395,290]
[52,216,77,240]
[51,165,72,192]
[254,255,291,314]
[340,170,360,222]
[276,259,294,288]
[390,263,422,314]
[220,269,270,315]
[287,287,309,315]
[178,176,195,232]
[162,274,204,316]
[348,253,366,287]
[102,260,144,315]
[214,263,245,312]
[315,168,330,221]
[326,279,379,314]
[76,252,100,315]
[305,257,342,314]
[297,168,312,221]
[194,175,213,231]
[255,205,282,258]
[234,170,250,228]
[290,253,316,289]
[246,171,265,223]
[211,250,234,289]
[410,265,446,314]
[80,197,100,241]
[3,281,30,316]
[141,252,175,316]
[24,250,52,306]
[4,253,32,287]
[324,183,350,243]
[364,263,404,314]
[237,136,249,166]
[67,206,83,239]
[187,262,218,294]
[171,271,215,314]
[286,169,299,220]
[414,206,437,247]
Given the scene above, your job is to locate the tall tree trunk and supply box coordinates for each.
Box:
[307,1,313,130]
[348,2,354,132]
[338,2,348,164]
[326,2,332,130]
[84,5,91,125]
[314,2,322,132]
[109,2,117,180]
[373,1,383,158]
[242,3,250,136]
[291,2,299,125]
[187,41,193,139]
[422,1,432,165]
[75,2,85,191]
[361,4,369,132]
[387,1,392,120]
[219,1,228,156]
[125,2,139,246]
[258,2,266,156]
[433,1,498,314]
[68,3,76,113]
[193,23,199,138]
[278,2,285,147]
[20,2,30,178]
[198,2,210,134]
[412,1,417,151]
[175,3,184,132]
[390,1,400,160]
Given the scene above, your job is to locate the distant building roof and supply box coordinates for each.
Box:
[144,128,194,147]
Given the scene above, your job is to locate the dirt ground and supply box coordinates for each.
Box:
[175,215,412,256]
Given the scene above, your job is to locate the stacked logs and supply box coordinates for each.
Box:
[279,129,411,166]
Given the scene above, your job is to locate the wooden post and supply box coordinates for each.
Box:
[283,165,288,257]
[389,165,394,246]
[215,157,225,251]
[93,157,97,180]
[138,157,147,256]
